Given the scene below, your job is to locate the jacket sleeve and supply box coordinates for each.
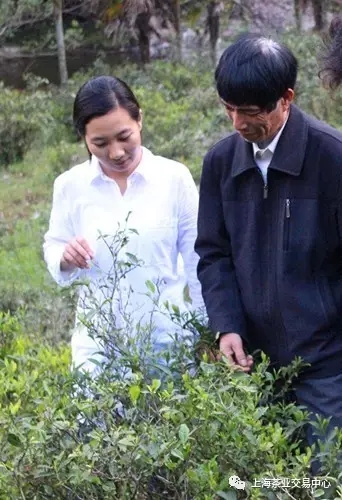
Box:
[43,176,83,286]
[195,150,246,339]
[176,166,206,312]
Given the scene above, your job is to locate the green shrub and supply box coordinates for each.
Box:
[0,215,75,342]
[0,84,49,166]
[43,140,88,180]
[0,237,340,498]
[0,315,340,499]
[0,142,87,340]
[0,82,78,168]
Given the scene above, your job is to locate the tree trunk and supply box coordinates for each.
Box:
[293,0,303,31]
[174,0,182,61]
[135,12,151,65]
[54,0,68,85]
[207,1,221,66]
[311,0,326,31]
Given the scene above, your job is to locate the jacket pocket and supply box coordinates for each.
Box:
[283,199,291,251]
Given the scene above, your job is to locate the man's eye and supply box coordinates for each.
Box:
[119,135,131,141]
[94,143,106,148]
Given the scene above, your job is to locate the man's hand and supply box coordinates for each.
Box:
[219,333,253,372]
[60,237,94,271]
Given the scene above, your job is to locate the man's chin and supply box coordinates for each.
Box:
[239,131,257,141]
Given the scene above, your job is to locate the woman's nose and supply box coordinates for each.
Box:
[108,141,124,160]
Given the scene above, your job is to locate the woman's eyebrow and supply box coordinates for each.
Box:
[91,128,132,141]
[91,128,131,141]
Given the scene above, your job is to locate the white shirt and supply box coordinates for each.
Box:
[43,147,205,373]
[252,118,288,183]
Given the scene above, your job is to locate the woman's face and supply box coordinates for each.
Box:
[85,106,143,178]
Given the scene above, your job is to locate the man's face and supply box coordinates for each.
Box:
[221,91,294,143]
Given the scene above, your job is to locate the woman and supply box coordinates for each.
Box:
[320,15,342,90]
[43,75,205,377]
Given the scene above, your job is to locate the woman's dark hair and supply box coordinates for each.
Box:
[73,75,141,137]
[215,33,298,110]
[320,16,342,90]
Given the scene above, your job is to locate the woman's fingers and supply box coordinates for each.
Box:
[62,237,94,269]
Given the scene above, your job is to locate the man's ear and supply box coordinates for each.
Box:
[283,88,295,104]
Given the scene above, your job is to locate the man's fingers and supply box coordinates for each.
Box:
[221,348,235,365]
[234,353,254,372]
[246,354,254,366]
[219,334,253,372]
[223,353,251,372]
[225,347,253,372]
[235,352,248,367]
[230,340,248,367]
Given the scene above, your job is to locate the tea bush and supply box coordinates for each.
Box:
[0,84,49,166]
[0,83,76,168]
[0,141,86,340]
[0,311,341,499]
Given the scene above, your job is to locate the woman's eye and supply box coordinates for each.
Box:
[119,135,131,141]
[94,143,106,148]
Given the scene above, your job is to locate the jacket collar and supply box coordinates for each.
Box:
[231,104,308,178]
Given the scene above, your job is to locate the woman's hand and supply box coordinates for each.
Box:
[60,237,94,271]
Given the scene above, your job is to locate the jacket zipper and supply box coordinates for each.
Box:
[257,168,268,199]
[283,198,290,250]
[286,199,290,218]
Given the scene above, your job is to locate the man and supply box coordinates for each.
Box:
[195,34,342,456]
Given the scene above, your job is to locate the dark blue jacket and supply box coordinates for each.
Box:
[196,105,342,377]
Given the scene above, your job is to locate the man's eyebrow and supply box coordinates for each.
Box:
[221,101,260,111]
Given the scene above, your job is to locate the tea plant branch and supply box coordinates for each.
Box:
[18,485,26,500]
[62,485,84,500]
[275,489,297,500]
[51,423,81,445]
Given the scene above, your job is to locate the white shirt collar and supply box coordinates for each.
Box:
[252,115,289,157]
[88,146,153,184]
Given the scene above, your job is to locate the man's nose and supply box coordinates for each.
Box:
[230,111,247,131]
